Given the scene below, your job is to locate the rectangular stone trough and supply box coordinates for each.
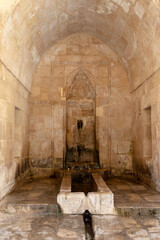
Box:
[57,172,114,214]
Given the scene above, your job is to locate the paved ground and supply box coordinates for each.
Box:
[0,213,160,239]
[1,176,160,239]
[0,176,62,214]
[2,176,160,209]
[0,213,84,240]
[93,215,160,240]
[1,176,61,205]
[107,178,160,209]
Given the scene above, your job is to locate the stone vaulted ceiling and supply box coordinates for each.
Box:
[0,0,160,91]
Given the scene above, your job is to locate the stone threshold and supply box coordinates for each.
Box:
[0,203,59,215]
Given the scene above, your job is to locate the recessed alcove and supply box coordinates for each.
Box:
[29,33,133,176]
[66,70,96,165]
[143,106,152,160]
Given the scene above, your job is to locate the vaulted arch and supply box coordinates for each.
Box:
[0,0,160,92]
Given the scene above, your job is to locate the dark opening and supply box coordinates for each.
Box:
[77,119,83,130]
[143,106,152,159]
[71,172,96,195]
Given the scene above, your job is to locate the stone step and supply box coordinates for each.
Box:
[0,203,60,215]
[1,202,160,217]
[115,207,160,217]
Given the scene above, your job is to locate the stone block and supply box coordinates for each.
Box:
[54,141,64,158]
[99,66,109,77]
[113,141,131,154]
[67,44,81,55]
[0,99,7,118]
[30,158,51,168]
[38,66,51,77]
[53,66,65,77]
[14,141,22,157]
[7,163,17,182]
[54,162,63,169]
[31,87,40,97]
[96,107,103,117]
[57,173,114,214]
[57,192,86,214]
[88,192,114,214]
[0,165,6,189]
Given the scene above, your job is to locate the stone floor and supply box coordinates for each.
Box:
[0,213,160,239]
[2,176,61,204]
[107,178,160,208]
[1,176,160,239]
[93,215,160,240]
[2,176,160,207]
[0,176,62,214]
[107,177,160,216]
[1,176,160,215]
[0,213,85,240]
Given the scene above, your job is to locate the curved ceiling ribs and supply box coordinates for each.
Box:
[0,0,160,91]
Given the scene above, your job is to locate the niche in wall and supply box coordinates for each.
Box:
[143,106,152,160]
[66,70,96,165]
[14,107,22,158]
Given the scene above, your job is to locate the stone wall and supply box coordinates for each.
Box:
[30,34,133,175]
[0,62,29,199]
[0,0,160,97]
[132,67,160,191]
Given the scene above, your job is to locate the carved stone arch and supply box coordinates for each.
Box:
[67,69,95,100]
[65,69,96,166]
[66,68,96,96]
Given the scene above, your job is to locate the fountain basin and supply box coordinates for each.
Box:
[57,172,114,214]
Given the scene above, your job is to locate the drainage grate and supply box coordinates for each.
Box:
[83,210,94,240]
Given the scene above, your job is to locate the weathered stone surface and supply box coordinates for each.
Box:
[0,62,29,200]
[57,228,79,238]
[1,212,160,240]
[0,0,160,198]
[57,192,86,214]
[57,173,114,214]
[30,33,132,173]
[1,175,160,238]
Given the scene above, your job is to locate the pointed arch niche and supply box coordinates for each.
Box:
[65,69,97,167]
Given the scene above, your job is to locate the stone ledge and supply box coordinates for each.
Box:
[60,174,71,192]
